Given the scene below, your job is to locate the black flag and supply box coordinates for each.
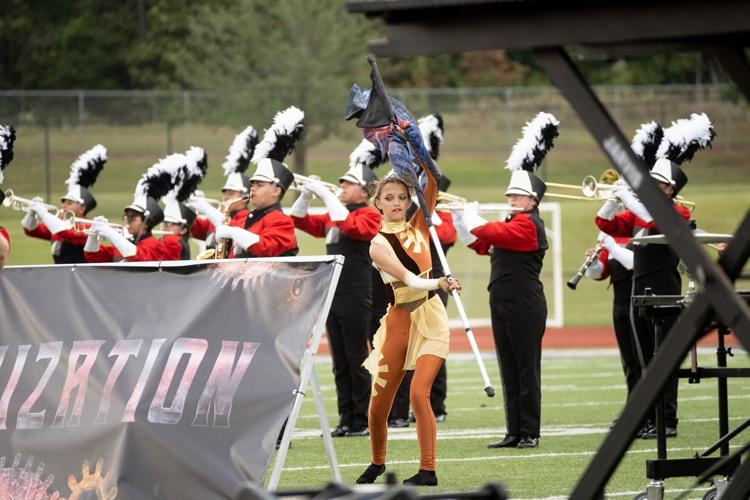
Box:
[355,58,396,128]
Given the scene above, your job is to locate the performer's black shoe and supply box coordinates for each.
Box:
[517,435,538,448]
[331,425,349,437]
[356,463,385,484]
[435,413,447,423]
[636,423,655,439]
[346,425,369,437]
[487,434,520,448]
[641,426,677,439]
[403,469,438,486]
[388,418,409,428]
[408,411,416,423]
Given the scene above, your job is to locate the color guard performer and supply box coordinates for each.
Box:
[595,113,714,438]
[456,112,559,449]
[84,154,185,262]
[212,107,301,259]
[289,140,382,437]
[22,145,107,264]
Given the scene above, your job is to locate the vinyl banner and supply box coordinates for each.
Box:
[0,257,340,499]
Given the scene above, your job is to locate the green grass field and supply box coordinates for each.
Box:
[272,349,750,498]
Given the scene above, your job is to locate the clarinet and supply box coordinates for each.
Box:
[567,245,603,290]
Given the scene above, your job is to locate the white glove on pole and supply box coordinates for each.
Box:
[215,224,260,251]
[33,205,70,234]
[306,180,348,222]
[615,188,652,223]
[596,199,619,220]
[453,210,478,246]
[288,187,313,218]
[460,201,488,232]
[93,218,136,258]
[188,199,224,227]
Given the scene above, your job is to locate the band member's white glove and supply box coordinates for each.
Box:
[599,233,634,270]
[20,198,43,230]
[288,186,313,218]
[460,201,488,232]
[614,187,652,223]
[215,224,259,251]
[84,224,101,253]
[188,199,224,227]
[305,180,348,222]
[430,211,443,226]
[92,217,137,258]
[452,210,478,246]
[596,199,619,220]
[31,204,70,234]
[584,255,604,279]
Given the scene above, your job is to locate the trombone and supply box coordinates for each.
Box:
[545,169,695,212]
[2,189,61,216]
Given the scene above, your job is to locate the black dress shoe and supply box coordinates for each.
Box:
[641,426,677,439]
[636,423,654,439]
[487,434,520,448]
[356,463,385,484]
[388,418,409,428]
[435,413,447,423]
[517,435,538,448]
[403,469,437,486]
[346,425,369,437]
[331,425,349,437]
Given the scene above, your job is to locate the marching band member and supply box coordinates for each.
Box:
[456,112,559,450]
[347,79,459,487]
[290,141,381,437]
[84,154,184,263]
[595,113,714,438]
[161,147,208,260]
[190,126,258,248]
[584,232,640,399]
[22,145,106,264]
[213,107,301,259]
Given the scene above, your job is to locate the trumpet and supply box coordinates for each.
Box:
[290,173,339,195]
[64,212,127,233]
[567,245,604,290]
[2,189,61,216]
[437,191,467,204]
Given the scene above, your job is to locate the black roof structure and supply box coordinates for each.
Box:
[347,2,750,499]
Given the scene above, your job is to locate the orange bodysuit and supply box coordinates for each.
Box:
[364,170,450,471]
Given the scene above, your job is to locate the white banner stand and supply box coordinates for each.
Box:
[267,255,344,491]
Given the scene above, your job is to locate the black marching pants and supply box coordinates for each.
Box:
[489,282,546,437]
[612,279,641,396]
[328,290,372,429]
[631,268,681,428]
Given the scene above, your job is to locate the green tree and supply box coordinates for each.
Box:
[174,0,378,174]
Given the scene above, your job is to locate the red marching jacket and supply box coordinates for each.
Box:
[190,209,249,241]
[84,234,183,263]
[434,210,457,247]
[0,226,9,254]
[231,207,298,258]
[24,224,88,246]
[467,211,544,255]
[292,207,380,242]
[595,204,691,240]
